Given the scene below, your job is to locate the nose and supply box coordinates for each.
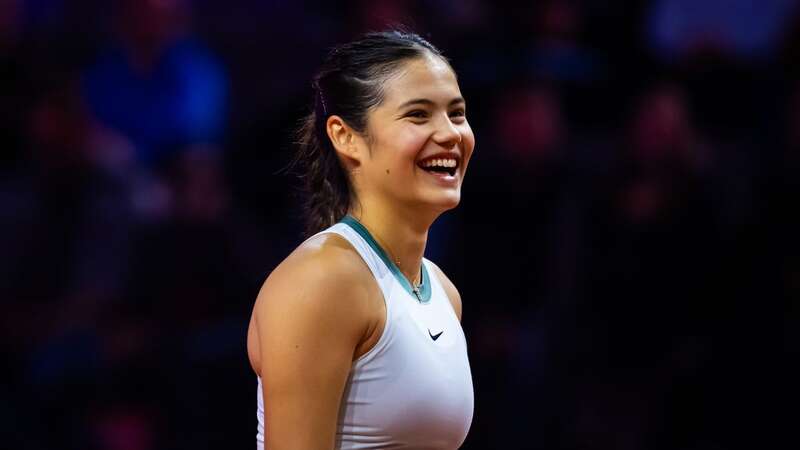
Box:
[433,114,462,148]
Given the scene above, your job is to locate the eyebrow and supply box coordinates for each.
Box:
[397,97,465,110]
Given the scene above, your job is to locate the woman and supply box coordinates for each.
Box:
[247,30,475,449]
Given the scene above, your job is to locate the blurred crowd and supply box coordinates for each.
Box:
[1,0,798,449]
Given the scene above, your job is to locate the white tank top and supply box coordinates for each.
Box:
[256,217,474,449]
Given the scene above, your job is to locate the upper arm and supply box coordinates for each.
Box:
[429,261,462,321]
[253,243,372,450]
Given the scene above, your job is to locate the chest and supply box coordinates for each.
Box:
[341,286,473,448]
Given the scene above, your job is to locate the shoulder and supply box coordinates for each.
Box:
[277,232,371,286]
[253,232,377,338]
[426,259,462,321]
[250,232,381,444]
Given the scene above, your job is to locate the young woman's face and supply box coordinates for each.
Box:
[356,53,475,213]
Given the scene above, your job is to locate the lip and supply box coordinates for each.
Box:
[416,151,462,181]
[420,168,459,185]
[416,158,460,186]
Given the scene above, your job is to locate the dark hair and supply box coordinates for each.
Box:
[294,30,447,236]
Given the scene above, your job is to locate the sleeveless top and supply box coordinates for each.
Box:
[256,216,474,449]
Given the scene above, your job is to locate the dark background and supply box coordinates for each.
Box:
[1,0,798,449]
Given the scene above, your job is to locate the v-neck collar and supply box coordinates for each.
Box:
[340,215,432,303]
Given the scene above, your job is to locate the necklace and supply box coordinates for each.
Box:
[396,254,423,300]
[386,244,423,289]
[359,219,422,288]
[400,258,423,296]
[341,215,428,302]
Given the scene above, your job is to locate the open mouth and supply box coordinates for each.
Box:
[417,156,459,177]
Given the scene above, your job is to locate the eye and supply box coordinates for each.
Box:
[449,108,466,120]
[405,109,429,119]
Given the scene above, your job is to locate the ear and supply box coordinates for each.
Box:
[326,115,363,166]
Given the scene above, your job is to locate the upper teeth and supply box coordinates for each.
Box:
[422,158,457,168]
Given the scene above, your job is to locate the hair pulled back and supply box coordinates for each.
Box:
[294,30,446,236]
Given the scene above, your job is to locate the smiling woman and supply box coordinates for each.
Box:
[246,30,475,450]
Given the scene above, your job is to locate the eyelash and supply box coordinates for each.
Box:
[407,110,428,118]
[405,109,467,120]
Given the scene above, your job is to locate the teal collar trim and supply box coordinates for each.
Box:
[340,215,432,303]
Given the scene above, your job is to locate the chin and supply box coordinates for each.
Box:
[426,191,461,212]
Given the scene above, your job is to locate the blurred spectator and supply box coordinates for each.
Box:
[527,0,606,83]
[786,82,800,161]
[427,0,489,36]
[90,407,157,450]
[355,0,415,31]
[0,0,25,171]
[580,82,718,346]
[0,72,142,448]
[0,0,21,45]
[461,83,581,448]
[628,83,709,173]
[81,0,228,167]
[647,0,799,63]
[765,81,800,342]
[121,147,270,448]
[493,84,565,163]
[0,75,134,308]
[467,83,573,313]
[567,83,739,449]
[779,5,800,72]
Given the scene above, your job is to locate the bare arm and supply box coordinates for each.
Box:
[253,239,373,449]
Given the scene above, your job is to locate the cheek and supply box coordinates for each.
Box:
[403,127,431,156]
[461,126,476,166]
[379,127,430,167]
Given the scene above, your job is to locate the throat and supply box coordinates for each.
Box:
[339,214,430,301]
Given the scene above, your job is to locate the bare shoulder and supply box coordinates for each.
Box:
[250,233,379,446]
[249,233,377,373]
[254,233,375,320]
[427,260,462,321]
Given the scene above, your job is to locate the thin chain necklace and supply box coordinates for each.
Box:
[359,220,422,290]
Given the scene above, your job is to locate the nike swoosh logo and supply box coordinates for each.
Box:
[428,329,444,341]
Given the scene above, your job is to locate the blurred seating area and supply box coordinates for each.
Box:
[1,0,798,449]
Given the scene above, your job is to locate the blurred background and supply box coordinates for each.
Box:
[1,0,798,448]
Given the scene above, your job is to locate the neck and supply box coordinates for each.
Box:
[348,197,439,286]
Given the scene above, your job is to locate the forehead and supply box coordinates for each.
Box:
[380,54,461,107]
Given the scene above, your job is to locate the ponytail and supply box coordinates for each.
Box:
[294,90,352,236]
